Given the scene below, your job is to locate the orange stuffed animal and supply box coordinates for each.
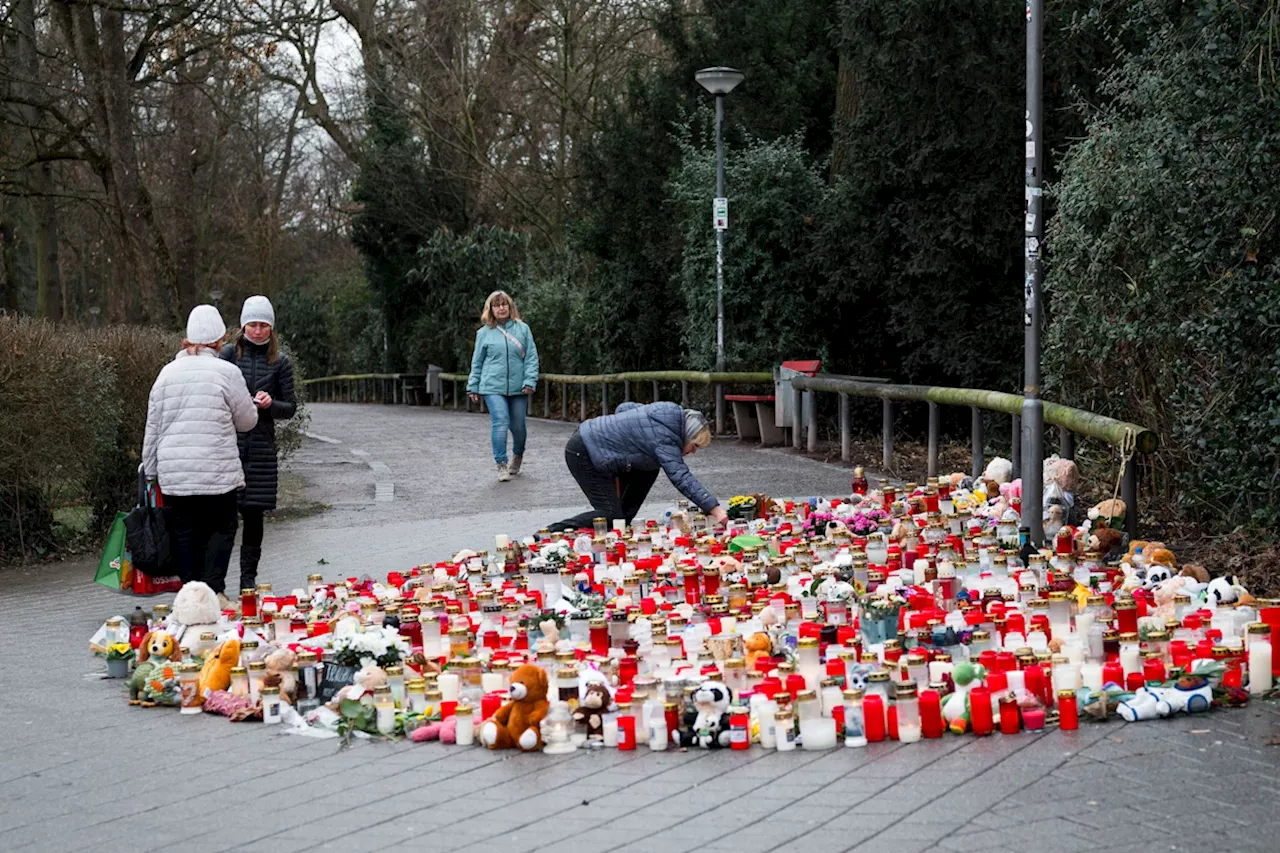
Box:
[745,633,772,671]
[478,663,549,751]
[197,637,241,702]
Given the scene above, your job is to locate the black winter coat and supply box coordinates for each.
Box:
[220,340,297,510]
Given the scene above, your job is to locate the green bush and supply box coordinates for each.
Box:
[0,316,311,563]
[1045,0,1280,532]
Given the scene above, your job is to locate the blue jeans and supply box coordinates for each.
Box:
[484,394,528,464]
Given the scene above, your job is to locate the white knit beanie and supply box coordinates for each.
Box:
[185,305,227,346]
[240,295,275,328]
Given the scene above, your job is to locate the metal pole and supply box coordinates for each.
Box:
[927,402,939,478]
[792,386,803,450]
[1021,0,1046,546]
[1122,456,1138,541]
[561,382,567,420]
[971,406,983,481]
[601,382,608,416]
[715,384,725,436]
[1011,414,1022,479]
[543,383,550,418]
[806,391,817,453]
[715,92,726,375]
[881,399,893,472]
[652,380,659,402]
[1059,427,1075,460]
[839,393,851,463]
[624,380,631,403]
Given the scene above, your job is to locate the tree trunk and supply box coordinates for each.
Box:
[52,1,180,325]
[32,163,62,321]
[830,51,862,181]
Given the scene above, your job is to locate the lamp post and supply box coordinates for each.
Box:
[210,287,223,312]
[695,66,744,377]
[1021,1,1045,546]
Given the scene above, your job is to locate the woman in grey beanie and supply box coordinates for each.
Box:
[548,401,726,533]
[220,295,296,600]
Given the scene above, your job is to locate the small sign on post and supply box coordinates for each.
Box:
[713,197,728,231]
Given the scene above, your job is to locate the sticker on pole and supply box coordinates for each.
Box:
[713,197,728,231]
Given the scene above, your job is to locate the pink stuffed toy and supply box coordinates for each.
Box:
[409,717,458,744]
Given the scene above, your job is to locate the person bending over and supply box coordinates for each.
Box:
[548,401,727,533]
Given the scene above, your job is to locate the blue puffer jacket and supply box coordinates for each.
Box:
[467,320,539,396]
[579,401,718,512]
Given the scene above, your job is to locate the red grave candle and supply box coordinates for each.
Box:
[920,689,944,739]
[618,714,636,750]
[998,695,1020,735]
[863,695,887,742]
[970,687,994,736]
[1057,690,1079,731]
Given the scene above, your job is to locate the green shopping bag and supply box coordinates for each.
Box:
[94,511,132,591]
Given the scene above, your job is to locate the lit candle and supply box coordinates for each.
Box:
[438,672,460,702]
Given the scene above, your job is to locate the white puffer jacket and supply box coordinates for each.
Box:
[142,348,258,496]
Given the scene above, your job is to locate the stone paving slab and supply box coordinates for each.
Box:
[6,403,1280,853]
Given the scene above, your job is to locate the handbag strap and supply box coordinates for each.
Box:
[498,324,525,358]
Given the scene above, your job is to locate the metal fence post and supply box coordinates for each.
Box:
[716,384,725,436]
[652,380,659,402]
[839,393,851,463]
[1060,427,1075,460]
[1122,455,1138,540]
[579,385,586,422]
[882,399,893,471]
[1011,414,1022,480]
[561,383,567,420]
[927,401,939,478]
[681,381,690,407]
[602,382,608,416]
[806,390,817,453]
[624,380,631,403]
[792,386,803,450]
[971,407,983,480]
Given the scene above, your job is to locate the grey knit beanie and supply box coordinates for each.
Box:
[682,408,709,445]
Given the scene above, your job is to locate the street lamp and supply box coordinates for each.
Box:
[1021,2,1045,546]
[695,66,744,376]
[210,287,223,312]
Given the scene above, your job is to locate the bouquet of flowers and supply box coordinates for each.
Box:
[801,511,836,537]
[848,508,891,535]
[535,540,574,572]
[331,625,411,668]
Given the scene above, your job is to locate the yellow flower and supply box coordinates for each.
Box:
[108,643,132,655]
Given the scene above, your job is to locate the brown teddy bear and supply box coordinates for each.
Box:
[479,663,549,751]
[574,681,612,744]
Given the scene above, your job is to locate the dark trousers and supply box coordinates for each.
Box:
[550,431,659,533]
[166,491,239,594]
[239,507,265,592]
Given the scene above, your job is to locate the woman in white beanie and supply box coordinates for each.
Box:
[143,305,258,603]
[221,295,297,595]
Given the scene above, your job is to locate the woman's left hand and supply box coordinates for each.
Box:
[254,391,273,409]
[522,386,534,395]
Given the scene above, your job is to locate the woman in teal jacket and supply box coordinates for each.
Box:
[467,290,539,481]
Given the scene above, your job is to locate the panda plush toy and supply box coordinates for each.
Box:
[675,681,733,749]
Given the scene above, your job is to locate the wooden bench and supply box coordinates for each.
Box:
[725,394,785,446]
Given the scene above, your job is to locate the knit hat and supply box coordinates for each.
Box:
[683,409,711,447]
[240,295,275,328]
[185,305,227,346]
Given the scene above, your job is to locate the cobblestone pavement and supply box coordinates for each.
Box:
[6,404,1280,853]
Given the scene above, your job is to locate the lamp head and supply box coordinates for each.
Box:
[695,66,745,96]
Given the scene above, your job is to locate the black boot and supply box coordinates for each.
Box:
[239,546,262,593]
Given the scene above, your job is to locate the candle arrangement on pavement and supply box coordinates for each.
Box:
[94,467,1277,750]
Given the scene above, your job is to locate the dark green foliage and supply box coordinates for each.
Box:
[403,226,532,373]
[1045,0,1280,531]
[275,272,384,380]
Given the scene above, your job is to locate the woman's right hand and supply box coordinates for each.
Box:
[468,393,480,404]
[709,505,729,526]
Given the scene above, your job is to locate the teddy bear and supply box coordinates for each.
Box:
[479,663,549,751]
[1207,574,1253,607]
[167,581,223,657]
[262,647,298,704]
[198,637,241,702]
[1088,526,1124,560]
[674,681,733,748]
[129,631,180,705]
[744,633,773,671]
[325,663,387,711]
[574,681,613,745]
[1089,499,1126,530]
[984,457,1013,485]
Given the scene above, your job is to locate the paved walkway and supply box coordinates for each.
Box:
[5,404,1280,853]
